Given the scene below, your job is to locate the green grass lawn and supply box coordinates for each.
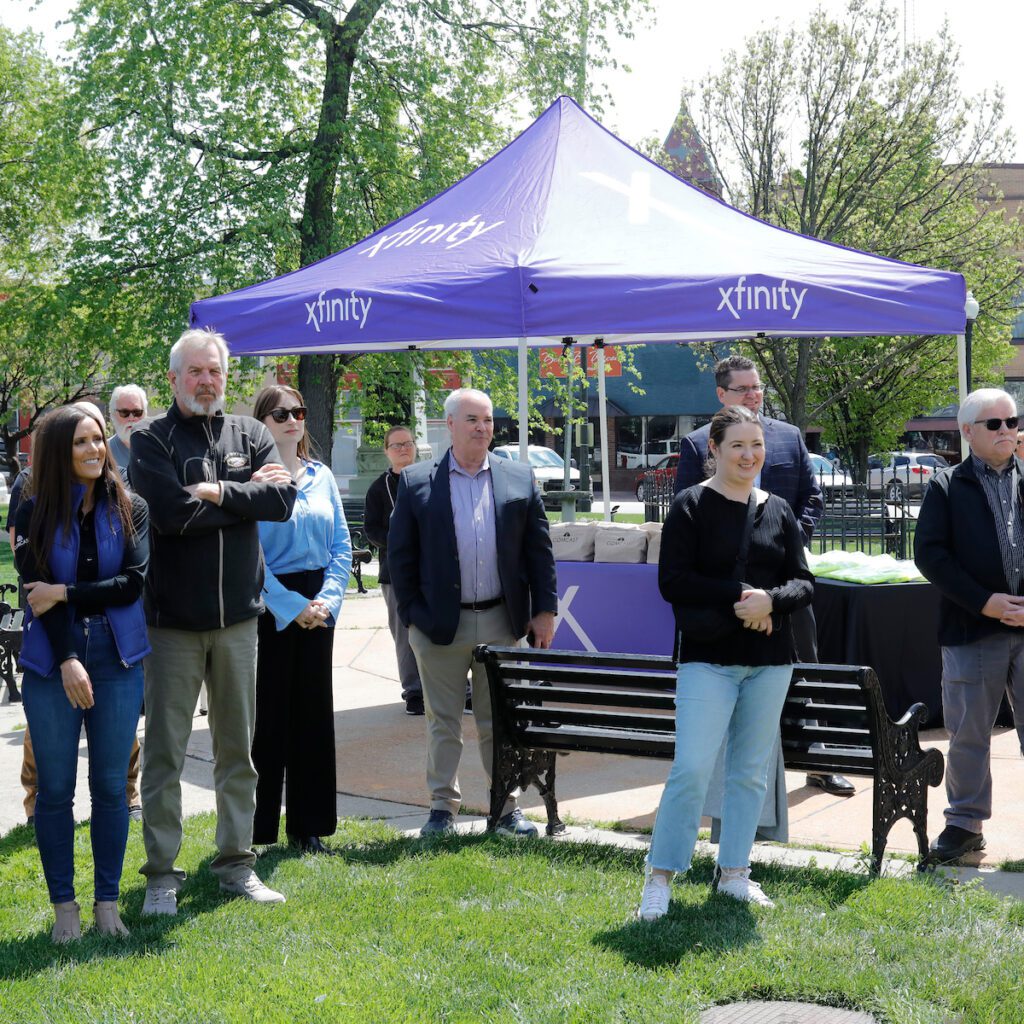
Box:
[1,816,1022,1023]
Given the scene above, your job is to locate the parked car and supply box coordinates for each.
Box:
[809,453,854,497]
[619,437,682,470]
[867,451,949,500]
[634,454,679,501]
[489,445,580,507]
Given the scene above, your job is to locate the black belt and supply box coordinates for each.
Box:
[460,596,503,611]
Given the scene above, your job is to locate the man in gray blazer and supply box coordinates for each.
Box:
[388,388,558,837]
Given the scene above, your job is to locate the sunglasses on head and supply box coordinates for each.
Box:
[116,408,145,419]
[974,416,1019,431]
[269,406,307,423]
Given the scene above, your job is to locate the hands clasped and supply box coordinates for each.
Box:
[983,592,1024,628]
[295,599,330,630]
[734,588,774,636]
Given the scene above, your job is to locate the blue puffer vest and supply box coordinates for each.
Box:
[20,485,151,676]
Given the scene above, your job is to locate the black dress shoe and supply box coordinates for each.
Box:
[929,825,985,864]
[806,773,856,796]
[405,695,425,716]
[289,835,340,856]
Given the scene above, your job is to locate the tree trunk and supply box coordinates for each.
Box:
[297,354,340,465]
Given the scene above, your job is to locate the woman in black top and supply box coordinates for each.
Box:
[16,405,150,942]
[637,405,813,920]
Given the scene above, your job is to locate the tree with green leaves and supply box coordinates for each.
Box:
[687,0,1023,478]
[65,0,649,460]
[0,25,140,476]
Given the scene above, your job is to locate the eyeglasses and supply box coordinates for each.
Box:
[724,385,764,395]
[116,408,145,419]
[268,406,307,423]
[387,441,415,450]
[974,416,1019,431]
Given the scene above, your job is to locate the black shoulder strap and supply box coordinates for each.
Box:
[733,493,758,580]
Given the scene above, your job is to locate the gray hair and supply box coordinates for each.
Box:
[444,387,492,419]
[169,328,229,377]
[109,384,149,421]
[958,388,1016,430]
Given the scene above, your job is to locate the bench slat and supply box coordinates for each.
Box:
[513,706,676,732]
[503,683,676,710]
[497,664,678,690]
[781,702,870,727]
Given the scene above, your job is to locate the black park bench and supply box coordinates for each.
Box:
[340,497,374,595]
[0,583,23,704]
[472,646,945,873]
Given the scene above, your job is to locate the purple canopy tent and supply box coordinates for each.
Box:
[191,95,968,513]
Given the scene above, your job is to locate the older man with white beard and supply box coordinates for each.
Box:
[130,329,297,914]
[107,385,149,471]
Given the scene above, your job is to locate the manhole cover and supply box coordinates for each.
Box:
[700,1002,878,1024]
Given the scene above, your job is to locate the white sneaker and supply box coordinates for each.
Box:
[715,867,775,908]
[636,869,672,921]
[142,885,178,916]
[219,870,286,904]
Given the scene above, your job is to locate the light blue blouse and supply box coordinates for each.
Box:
[258,461,352,631]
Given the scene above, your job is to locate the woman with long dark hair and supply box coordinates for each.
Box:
[16,404,149,941]
[251,385,351,853]
[637,405,813,920]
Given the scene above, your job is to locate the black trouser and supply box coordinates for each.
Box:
[252,568,338,844]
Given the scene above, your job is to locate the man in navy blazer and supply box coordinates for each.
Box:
[389,388,558,837]
[674,354,823,543]
[674,355,850,796]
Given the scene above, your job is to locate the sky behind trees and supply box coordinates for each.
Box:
[5,0,1022,160]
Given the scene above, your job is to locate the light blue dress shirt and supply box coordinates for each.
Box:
[449,453,501,603]
[258,461,352,631]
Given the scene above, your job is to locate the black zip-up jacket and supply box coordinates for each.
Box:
[914,456,1024,646]
[364,468,401,586]
[129,402,297,630]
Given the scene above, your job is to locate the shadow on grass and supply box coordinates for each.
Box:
[0,846,309,982]
[0,821,37,861]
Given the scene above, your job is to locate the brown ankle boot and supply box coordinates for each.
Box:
[51,901,81,943]
[93,901,129,937]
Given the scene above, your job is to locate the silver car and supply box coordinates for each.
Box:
[866,451,949,501]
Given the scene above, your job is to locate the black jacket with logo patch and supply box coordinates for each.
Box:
[130,402,297,630]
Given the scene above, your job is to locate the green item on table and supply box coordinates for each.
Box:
[806,548,926,584]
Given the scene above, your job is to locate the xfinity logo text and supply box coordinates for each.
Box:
[305,290,373,333]
[359,213,504,258]
[717,276,808,321]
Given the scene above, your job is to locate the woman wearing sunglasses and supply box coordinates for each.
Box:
[250,385,351,854]
[16,404,149,941]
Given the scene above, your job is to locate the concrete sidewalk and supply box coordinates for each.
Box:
[2,588,1021,896]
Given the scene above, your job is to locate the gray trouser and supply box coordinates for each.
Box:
[941,632,1024,832]
[140,619,259,887]
[382,583,421,700]
[408,605,517,816]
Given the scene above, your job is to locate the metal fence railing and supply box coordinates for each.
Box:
[642,465,924,560]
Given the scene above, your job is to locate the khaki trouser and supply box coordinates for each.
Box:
[408,604,518,816]
[22,725,141,818]
[139,619,258,888]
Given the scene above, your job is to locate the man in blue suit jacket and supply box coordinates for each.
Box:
[389,388,558,837]
[674,355,823,543]
[674,355,852,796]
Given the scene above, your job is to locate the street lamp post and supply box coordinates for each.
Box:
[964,290,980,391]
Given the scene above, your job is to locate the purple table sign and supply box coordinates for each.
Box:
[552,561,675,656]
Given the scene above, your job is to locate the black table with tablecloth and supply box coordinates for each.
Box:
[813,578,944,726]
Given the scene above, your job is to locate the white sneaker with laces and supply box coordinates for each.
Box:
[142,885,178,916]
[636,868,672,921]
[219,870,286,904]
[715,866,775,908]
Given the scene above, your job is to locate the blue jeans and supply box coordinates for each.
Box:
[648,662,793,873]
[23,617,144,903]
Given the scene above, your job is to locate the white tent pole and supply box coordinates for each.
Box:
[517,337,529,463]
[956,332,969,461]
[596,341,611,522]
[411,351,428,452]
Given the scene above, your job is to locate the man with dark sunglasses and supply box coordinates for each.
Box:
[916,387,1024,864]
[107,384,149,471]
